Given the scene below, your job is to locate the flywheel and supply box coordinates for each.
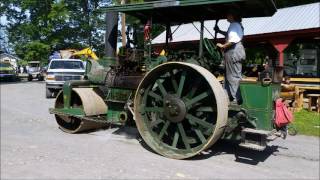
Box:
[134,62,228,159]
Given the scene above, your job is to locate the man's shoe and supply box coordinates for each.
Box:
[230,100,238,106]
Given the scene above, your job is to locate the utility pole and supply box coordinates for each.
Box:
[121,0,127,47]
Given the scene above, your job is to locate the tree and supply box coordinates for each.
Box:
[2,0,109,63]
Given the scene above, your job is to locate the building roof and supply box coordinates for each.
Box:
[153,2,320,44]
[0,53,21,61]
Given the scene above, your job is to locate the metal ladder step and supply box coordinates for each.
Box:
[239,143,266,151]
[239,128,270,151]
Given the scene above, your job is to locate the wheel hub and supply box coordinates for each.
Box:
[163,94,186,123]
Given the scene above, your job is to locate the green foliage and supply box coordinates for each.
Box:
[244,47,268,66]
[20,41,50,63]
[3,0,107,63]
[293,109,320,137]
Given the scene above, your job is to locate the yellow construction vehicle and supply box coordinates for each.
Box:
[72,48,98,60]
[57,48,99,60]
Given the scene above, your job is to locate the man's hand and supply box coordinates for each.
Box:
[214,25,220,32]
[216,43,224,49]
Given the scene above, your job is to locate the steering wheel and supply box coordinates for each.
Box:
[203,38,222,62]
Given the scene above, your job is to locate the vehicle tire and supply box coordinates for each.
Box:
[52,90,60,98]
[28,75,33,81]
[38,76,44,81]
[46,88,52,98]
[288,125,298,136]
[8,76,14,82]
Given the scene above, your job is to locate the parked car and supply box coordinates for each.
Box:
[0,61,18,81]
[27,61,45,81]
[46,59,85,98]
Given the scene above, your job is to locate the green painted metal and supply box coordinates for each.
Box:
[62,80,92,109]
[107,87,134,103]
[63,83,72,109]
[134,62,225,159]
[104,87,135,125]
[106,108,126,124]
[240,81,280,130]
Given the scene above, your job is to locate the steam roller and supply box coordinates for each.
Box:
[53,87,109,133]
[50,0,290,159]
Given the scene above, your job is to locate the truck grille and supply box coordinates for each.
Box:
[55,75,81,81]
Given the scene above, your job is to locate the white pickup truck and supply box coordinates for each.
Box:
[46,59,85,98]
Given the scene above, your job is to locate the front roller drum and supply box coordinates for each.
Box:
[134,62,229,159]
[54,88,108,134]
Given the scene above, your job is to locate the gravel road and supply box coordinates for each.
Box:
[1,81,319,179]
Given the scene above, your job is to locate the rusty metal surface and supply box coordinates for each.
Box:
[73,88,108,116]
[53,89,108,134]
[55,114,108,134]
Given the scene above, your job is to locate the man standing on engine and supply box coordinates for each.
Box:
[215,11,246,105]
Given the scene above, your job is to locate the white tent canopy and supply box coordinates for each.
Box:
[153,2,320,44]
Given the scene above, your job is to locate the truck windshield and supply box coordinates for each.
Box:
[29,63,40,67]
[49,61,84,69]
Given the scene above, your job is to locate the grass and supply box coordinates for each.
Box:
[292,109,320,137]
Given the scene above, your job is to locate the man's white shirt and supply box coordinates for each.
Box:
[227,22,243,43]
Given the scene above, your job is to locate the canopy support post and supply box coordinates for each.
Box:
[270,37,293,67]
[199,21,204,58]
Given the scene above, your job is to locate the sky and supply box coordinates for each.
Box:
[0,16,9,53]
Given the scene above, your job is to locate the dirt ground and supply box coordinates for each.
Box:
[1,81,319,179]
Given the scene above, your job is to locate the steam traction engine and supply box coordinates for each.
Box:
[50,0,285,159]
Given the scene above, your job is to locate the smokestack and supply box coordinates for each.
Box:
[105,12,118,58]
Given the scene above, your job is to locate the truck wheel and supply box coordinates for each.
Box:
[38,76,44,81]
[28,75,33,81]
[46,88,52,98]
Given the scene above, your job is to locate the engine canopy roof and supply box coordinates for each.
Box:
[101,0,277,24]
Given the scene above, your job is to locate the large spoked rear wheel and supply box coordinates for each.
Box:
[134,62,228,159]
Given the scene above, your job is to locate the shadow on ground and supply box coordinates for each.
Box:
[109,126,280,164]
[192,140,280,165]
[0,79,45,85]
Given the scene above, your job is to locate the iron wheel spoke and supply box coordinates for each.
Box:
[203,126,215,136]
[194,129,207,144]
[185,91,211,108]
[185,78,201,99]
[177,71,186,97]
[150,118,165,128]
[158,121,170,140]
[170,71,179,92]
[144,106,164,113]
[172,130,180,148]
[186,113,213,129]
[187,85,198,99]
[196,106,216,112]
[177,123,191,150]
[156,80,167,96]
[148,91,162,101]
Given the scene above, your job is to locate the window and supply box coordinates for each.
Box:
[300,59,316,65]
[50,61,84,69]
